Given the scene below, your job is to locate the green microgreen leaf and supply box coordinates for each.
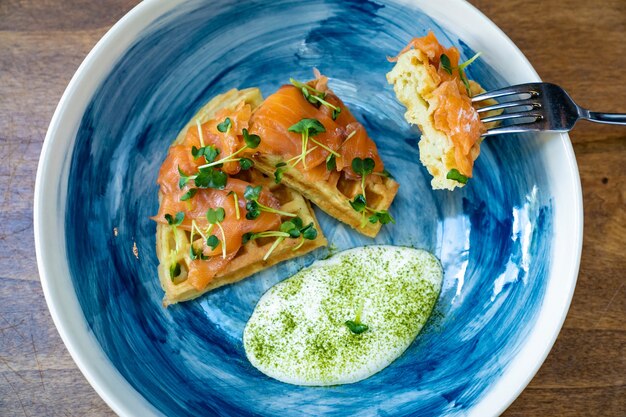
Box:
[242,232,253,244]
[178,166,191,189]
[274,162,287,184]
[351,157,375,177]
[280,220,301,238]
[274,168,285,183]
[242,128,261,149]
[301,223,318,240]
[245,200,260,220]
[345,299,368,334]
[291,216,303,230]
[189,244,208,261]
[194,167,227,189]
[287,119,325,169]
[239,158,254,170]
[165,211,185,226]
[345,320,369,334]
[244,185,262,201]
[206,207,225,224]
[287,118,326,136]
[191,145,220,162]
[446,168,469,184]
[169,262,181,280]
[217,117,232,133]
[290,78,325,98]
[301,86,319,106]
[290,78,341,116]
[206,234,220,250]
[180,188,198,201]
[308,94,341,117]
[459,71,472,96]
[349,194,367,212]
[326,154,336,171]
[440,53,453,75]
[368,210,395,225]
[243,185,296,219]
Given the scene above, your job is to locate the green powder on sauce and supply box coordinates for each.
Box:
[243,245,443,386]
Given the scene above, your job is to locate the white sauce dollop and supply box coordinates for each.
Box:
[244,246,443,386]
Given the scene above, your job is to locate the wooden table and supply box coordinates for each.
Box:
[1,0,624,415]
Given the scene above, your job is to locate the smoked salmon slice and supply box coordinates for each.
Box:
[249,73,399,238]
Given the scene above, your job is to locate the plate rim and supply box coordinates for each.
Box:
[33,0,584,416]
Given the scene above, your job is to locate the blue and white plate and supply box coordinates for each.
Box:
[34,0,583,416]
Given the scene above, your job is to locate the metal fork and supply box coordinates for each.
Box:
[472,82,626,136]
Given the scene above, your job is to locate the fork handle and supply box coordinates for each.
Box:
[582,111,626,126]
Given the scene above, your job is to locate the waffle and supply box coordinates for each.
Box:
[202,87,399,237]
[387,49,500,190]
[156,89,327,306]
[252,155,399,238]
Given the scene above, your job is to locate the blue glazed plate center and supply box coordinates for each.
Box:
[65,1,552,415]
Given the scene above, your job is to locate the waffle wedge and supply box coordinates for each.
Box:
[247,75,399,238]
[155,89,326,306]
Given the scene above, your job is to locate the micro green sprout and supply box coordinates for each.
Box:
[349,158,395,227]
[180,188,197,201]
[206,207,227,259]
[189,220,209,261]
[285,145,318,168]
[242,217,317,260]
[290,77,341,120]
[165,211,185,251]
[195,119,205,148]
[165,211,185,277]
[169,263,181,280]
[216,117,232,134]
[179,165,227,190]
[165,211,184,227]
[440,53,453,75]
[345,299,368,334]
[458,52,482,71]
[227,191,241,220]
[243,185,297,220]
[439,52,482,96]
[351,157,375,195]
[274,162,287,184]
[197,128,261,170]
[446,168,469,184]
[326,154,336,171]
[205,235,220,251]
[191,144,219,162]
[349,193,396,228]
[287,118,326,169]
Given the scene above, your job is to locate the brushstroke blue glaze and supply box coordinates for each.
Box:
[65,0,553,415]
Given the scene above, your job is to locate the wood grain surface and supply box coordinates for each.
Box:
[0,0,624,415]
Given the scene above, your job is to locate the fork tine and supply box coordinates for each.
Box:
[482,121,543,136]
[476,99,540,113]
[481,111,543,124]
[472,83,540,102]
